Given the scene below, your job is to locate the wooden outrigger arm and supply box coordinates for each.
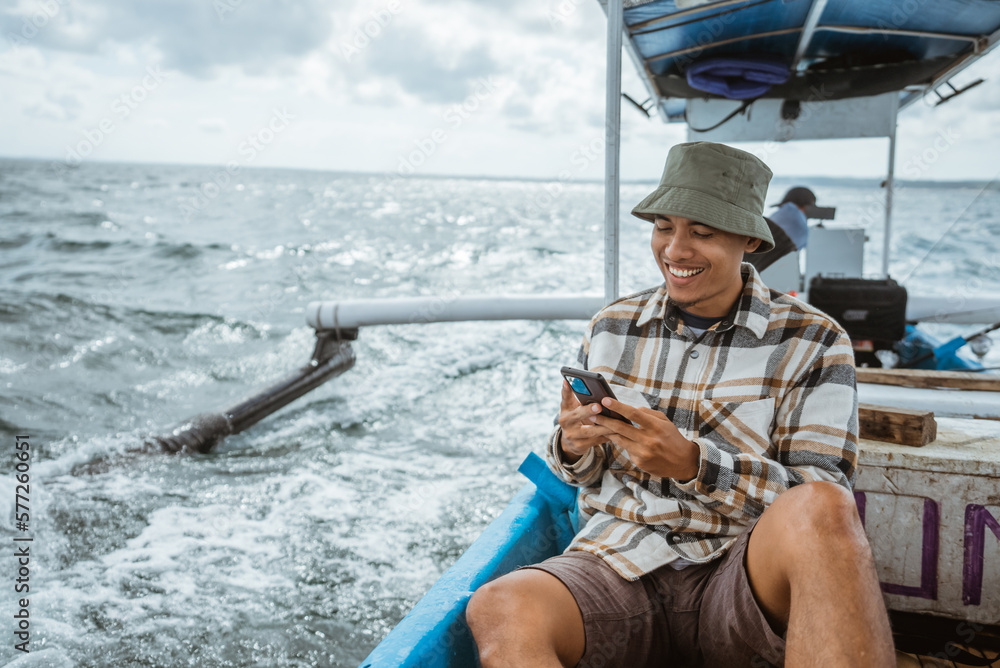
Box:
[146,329,357,453]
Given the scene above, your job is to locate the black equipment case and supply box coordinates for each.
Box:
[808,276,908,343]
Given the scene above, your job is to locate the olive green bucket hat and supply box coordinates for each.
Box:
[631,141,775,253]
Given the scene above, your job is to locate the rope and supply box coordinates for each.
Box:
[685,98,756,133]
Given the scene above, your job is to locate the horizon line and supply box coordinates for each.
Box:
[1,153,996,188]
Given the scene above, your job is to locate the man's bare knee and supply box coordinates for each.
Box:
[467,578,515,638]
[466,569,585,667]
[765,481,868,555]
[468,577,526,667]
[467,570,573,638]
[789,480,861,529]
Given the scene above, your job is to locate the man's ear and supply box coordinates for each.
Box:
[745,236,763,253]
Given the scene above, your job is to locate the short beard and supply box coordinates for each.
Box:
[667,297,699,311]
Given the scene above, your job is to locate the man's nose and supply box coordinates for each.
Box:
[666,234,694,259]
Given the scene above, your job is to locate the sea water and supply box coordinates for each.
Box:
[2,158,999,667]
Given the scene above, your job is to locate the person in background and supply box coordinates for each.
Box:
[746,186,819,273]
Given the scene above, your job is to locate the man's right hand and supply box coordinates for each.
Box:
[558,380,615,463]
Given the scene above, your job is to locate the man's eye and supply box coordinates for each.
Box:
[692,231,713,238]
[655,226,671,232]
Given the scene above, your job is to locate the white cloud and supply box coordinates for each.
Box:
[23,90,82,121]
[0,0,335,76]
[0,0,997,180]
[198,118,229,134]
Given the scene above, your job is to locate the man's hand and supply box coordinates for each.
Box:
[588,397,700,481]
[557,380,616,464]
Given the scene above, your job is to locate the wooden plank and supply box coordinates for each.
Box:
[857,367,1000,392]
[858,403,937,447]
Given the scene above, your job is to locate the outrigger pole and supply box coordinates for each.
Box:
[882,94,899,278]
[146,330,356,453]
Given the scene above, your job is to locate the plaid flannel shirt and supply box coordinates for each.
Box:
[547,264,858,581]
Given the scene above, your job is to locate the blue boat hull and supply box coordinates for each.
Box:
[359,453,578,667]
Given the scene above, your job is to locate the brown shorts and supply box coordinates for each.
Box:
[525,522,785,668]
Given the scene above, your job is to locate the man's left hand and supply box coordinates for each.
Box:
[589,398,700,481]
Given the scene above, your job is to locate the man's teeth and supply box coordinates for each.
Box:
[668,266,705,278]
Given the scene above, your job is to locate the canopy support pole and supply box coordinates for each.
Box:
[882,95,899,278]
[790,0,829,72]
[604,0,623,304]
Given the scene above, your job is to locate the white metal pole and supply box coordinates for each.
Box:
[604,0,623,304]
[306,295,607,329]
[882,95,899,278]
[790,0,830,72]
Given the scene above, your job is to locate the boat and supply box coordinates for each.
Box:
[135,0,1000,663]
[346,0,1000,665]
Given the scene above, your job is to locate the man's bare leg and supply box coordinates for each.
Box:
[467,568,586,668]
[745,481,895,667]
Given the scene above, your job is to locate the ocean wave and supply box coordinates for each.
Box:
[42,235,116,253]
[151,241,204,259]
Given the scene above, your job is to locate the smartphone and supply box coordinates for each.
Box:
[560,367,629,422]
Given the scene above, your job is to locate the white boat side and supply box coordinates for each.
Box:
[905,295,1000,325]
[858,383,1000,420]
[856,419,1000,624]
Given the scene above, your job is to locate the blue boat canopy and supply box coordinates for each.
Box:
[612,0,1000,121]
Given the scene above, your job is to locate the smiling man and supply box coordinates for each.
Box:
[467,142,895,667]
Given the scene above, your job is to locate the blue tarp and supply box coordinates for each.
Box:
[621,0,1000,94]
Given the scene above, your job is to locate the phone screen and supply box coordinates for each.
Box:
[566,375,592,396]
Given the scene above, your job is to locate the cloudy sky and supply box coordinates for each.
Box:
[2,0,998,181]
